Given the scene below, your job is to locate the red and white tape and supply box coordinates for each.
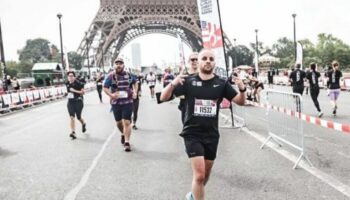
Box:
[246,100,350,134]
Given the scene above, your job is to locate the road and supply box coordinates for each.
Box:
[0,84,349,199]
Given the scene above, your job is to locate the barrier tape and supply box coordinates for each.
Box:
[246,100,350,134]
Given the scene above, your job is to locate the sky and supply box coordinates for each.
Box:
[1,0,350,67]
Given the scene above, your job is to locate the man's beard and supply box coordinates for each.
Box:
[200,65,213,74]
[115,67,124,73]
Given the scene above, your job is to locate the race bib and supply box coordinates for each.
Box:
[97,82,102,86]
[194,99,217,117]
[67,92,74,99]
[119,91,128,99]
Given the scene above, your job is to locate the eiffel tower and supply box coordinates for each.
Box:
[77,0,234,69]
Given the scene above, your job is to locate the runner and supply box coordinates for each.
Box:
[160,49,246,200]
[146,71,156,98]
[289,63,306,112]
[66,71,87,140]
[132,73,142,130]
[103,58,137,152]
[267,68,275,88]
[178,52,199,124]
[95,72,104,103]
[327,61,343,116]
[248,76,264,103]
[162,68,175,88]
[306,63,323,117]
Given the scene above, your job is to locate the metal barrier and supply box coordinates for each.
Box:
[0,82,95,114]
[260,89,313,169]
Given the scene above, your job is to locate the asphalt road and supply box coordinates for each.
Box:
[0,83,349,199]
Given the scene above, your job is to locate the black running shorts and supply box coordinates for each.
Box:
[184,136,219,160]
[111,103,133,121]
[149,85,155,89]
[67,100,84,120]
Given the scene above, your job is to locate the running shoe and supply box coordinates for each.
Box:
[132,125,138,130]
[69,132,77,140]
[333,109,336,116]
[124,142,131,152]
[318,112,323,118]
[82,123,87,133]
[185,192,194,200]
[121,135,125,145]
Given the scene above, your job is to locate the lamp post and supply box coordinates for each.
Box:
[57,13,65,75]
[233,38,237,67]
[85,32,91,79]
[0,19,7,90]
[99,39,105,74]
[255,29,259,73]
[292,13,297,62]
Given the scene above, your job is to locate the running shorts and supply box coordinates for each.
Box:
[183,136,219,160]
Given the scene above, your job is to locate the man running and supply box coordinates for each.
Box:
[146,71,156,98]
[95,72,104,103]
[132,73,142,130]
[162,68,175,88]
[103,58,137,152]
[66,71,87,140]
[178,52,199,124]
[160,49,246,200]
[306,63,323,117]
[289,63,306,112]
[327,61,343,116]
[267,68,275,88]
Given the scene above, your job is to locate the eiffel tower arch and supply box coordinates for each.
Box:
[77,0,234,69]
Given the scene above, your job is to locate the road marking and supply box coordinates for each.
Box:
[64,128,117,200]
[220,112,350,198]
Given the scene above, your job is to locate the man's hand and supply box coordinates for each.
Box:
[132,91,137,99]
[232,75,245,91]
[110,92,119,100]
[172,74,188,86]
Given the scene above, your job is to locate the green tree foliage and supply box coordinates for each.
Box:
[68,51,84,70]
[227,45,254,67]
[18,38,51,63]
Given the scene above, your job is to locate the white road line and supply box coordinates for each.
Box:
[64,128,117,200]
[220,113,350,198]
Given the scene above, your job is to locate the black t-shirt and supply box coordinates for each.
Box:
[66,81,84,102]
[96,77,103,88]
[267,70,275,79]
[289,69,306,88]
[173,74,238,138]
[306,71,320,88]
[328,70,342,89]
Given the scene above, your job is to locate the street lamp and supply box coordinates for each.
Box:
[99,39,105,74]
[57,13,65,75]
[233,38,237,67]
[255,29,259,72]
[85,32,91,79]
[292,13,297,62]
[0,19,7,90]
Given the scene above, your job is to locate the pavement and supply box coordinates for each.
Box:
[0,83,349,200]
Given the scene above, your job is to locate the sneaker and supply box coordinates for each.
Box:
[69,132,77,140]
[82,123,87,133]
[185,192,194,200]
[132,125,138,130]
[121,135,125,145]
[318,112,323,118]
[124,142,131,152]
[333,109,337,116]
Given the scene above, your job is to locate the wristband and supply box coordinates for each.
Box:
[239,87,247,93]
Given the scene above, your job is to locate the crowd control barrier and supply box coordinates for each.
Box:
[260,90,313,169]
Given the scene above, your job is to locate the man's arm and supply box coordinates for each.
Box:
[160,74,187,101]
[231,76,246,106]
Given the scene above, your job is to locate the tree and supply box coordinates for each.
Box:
[68,51,84,70]
[227,45,254,67]
[271,37,295,69]
[18,38,51,63]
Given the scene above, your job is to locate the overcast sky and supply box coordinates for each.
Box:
[1,0,350,66]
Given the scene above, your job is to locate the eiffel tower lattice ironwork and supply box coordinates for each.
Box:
[77,0,234,70]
